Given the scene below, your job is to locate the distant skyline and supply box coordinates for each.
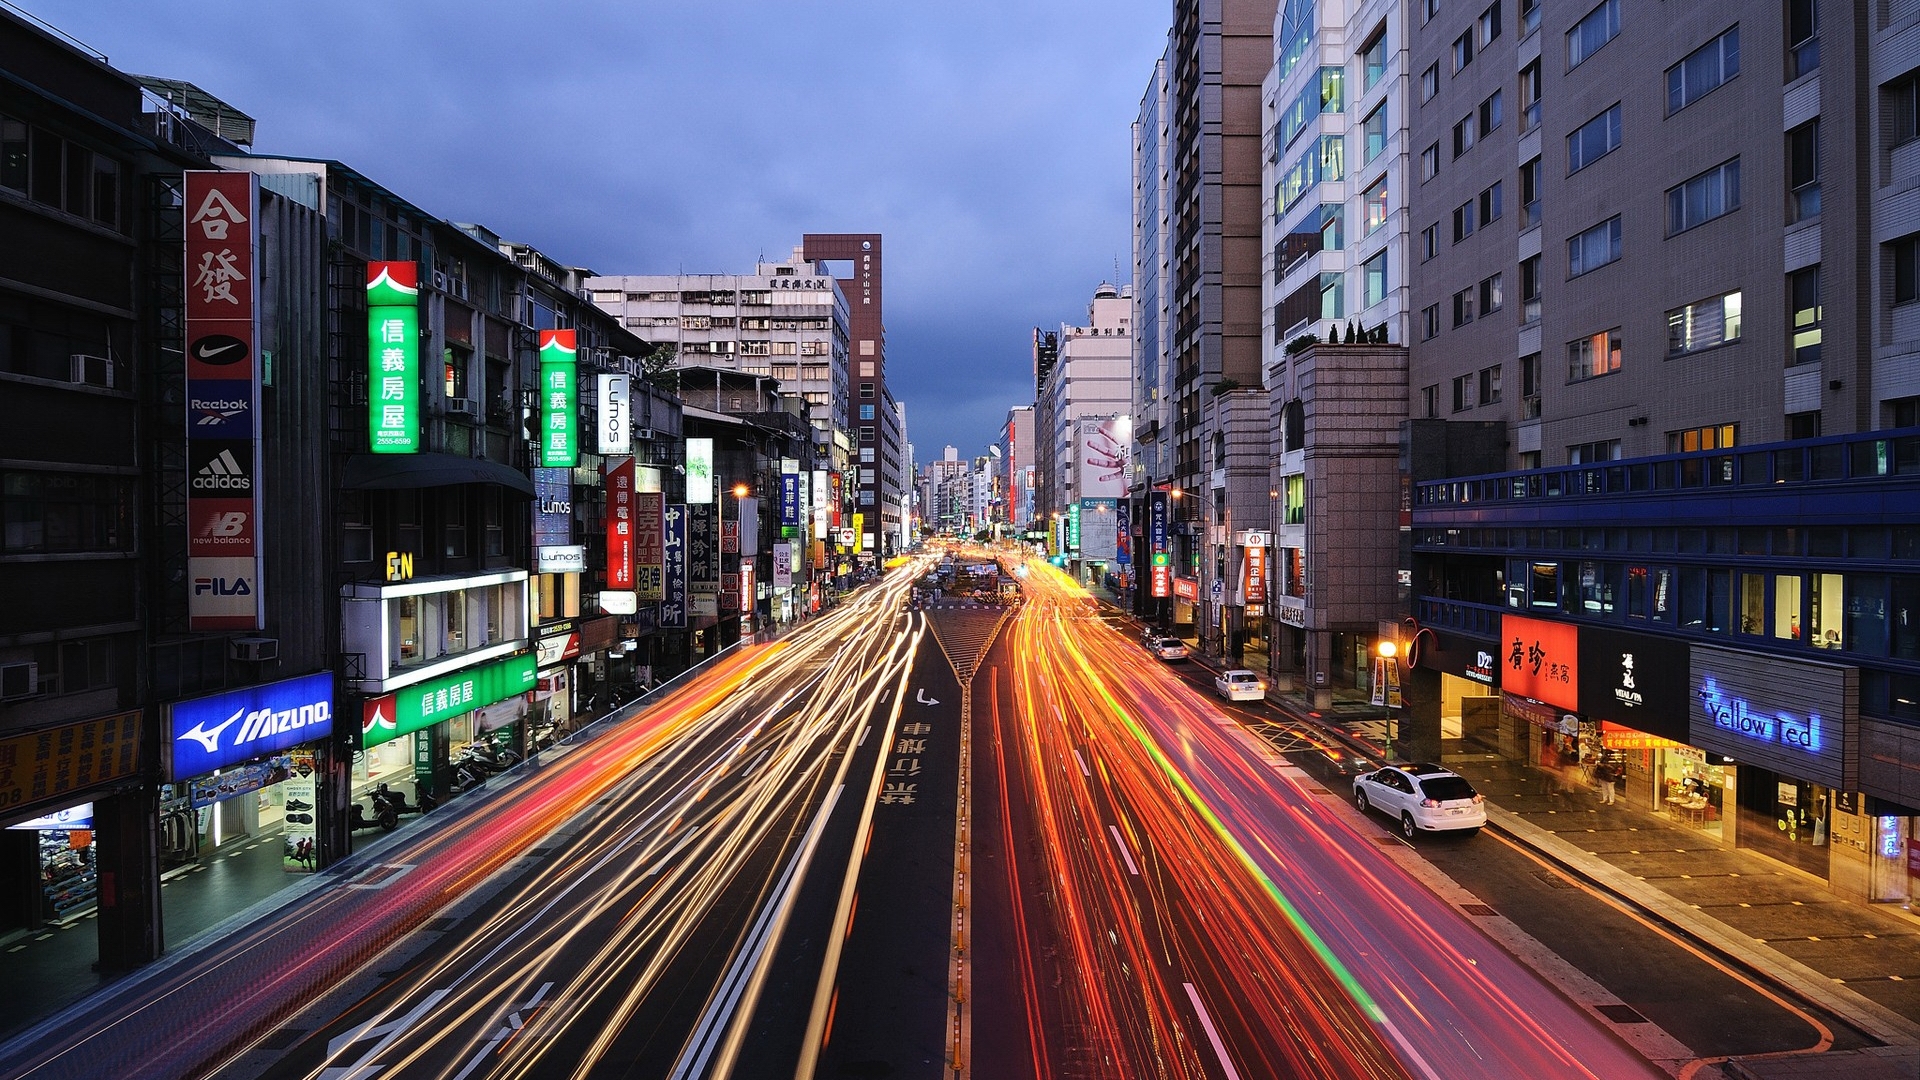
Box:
[26,0,1172,460]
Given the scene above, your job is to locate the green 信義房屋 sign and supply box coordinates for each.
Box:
[367,262,420,454]
[539,329,578,468]
[362,653,537,749]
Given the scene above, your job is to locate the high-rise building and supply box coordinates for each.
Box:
[1036,285,1134,524]
[803,233,902,558]
[1405,0,1920,906]
[998,405,1036,530]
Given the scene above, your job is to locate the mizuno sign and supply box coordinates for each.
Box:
[166,671,334,779]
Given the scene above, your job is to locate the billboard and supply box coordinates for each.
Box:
[686,437,714,504]
[185,171,264,631]
[1079,498,1117,561]
[606,457,634,590]
[780,472,802,528]
[1502,614,1579,712]
[166,672,334,779]
[365,261,419,454]
[538,329,578,467]
[0,712,141,819]
[360,653,536,750]
[662,503,688,628]
[598,373,630,455]
[533,467,572,547]
[688,504,717,585]
[1078,415,1131,500]
[1149,490,1170,598]
[635,491,665,601]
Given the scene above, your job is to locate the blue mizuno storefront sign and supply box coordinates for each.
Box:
[166,671,335,780]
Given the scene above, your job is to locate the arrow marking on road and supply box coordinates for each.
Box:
[916,687,940,706]
[322,987,453,1078]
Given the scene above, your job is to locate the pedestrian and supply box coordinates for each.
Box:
[1597,760,1618,805]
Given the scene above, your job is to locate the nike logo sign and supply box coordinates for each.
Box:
[195,342,241,360]
[178,708,244,753]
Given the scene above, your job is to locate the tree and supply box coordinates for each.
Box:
[638,341,679,392]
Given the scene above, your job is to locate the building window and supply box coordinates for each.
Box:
[1568,104,1621,173]
[1889,70,1920,147]
[1567,0,1620,70]
[1318,272,1345,321]
[1277,204,1345,278]
[1568,328,1622,381]
[1479,0,1503,44]
[1422,223,1439,259]
[1480,89,1504,135]
[1364,103,1389,163]
[1479,364,1503,405]
[1421,142,1440,181]
[1,472,134,554]
[1454,114,1477,158]
[1422,62,1440,102]
[1787,410,1822,439]
[1453,373,1474,411]
[1479,272,1505,314]
[1277,67,1347,151]
[1894,234,1920,304]
[1453,200,1476,242]
[1521,352,1541,415]
[1422,384,1439,417]
[1669,424,1736,453]
[860,384,875,397]
[860,404,876,420]
[1423,304,1441,340]
[1668,26,1740,115]
[1521,0,1541,36]
[1520,61,1542,131]
[1283,474,1306,525]
[1667,158,1741,234]
[1363,175,1389,233]
[1568,216,1622,277]
[1568,439,1621,464]
[1453,288,1476,327]
[860,425,874,442]
[1787,0,1819,79]
[1666,290,1743,355]
[1790,266,1822,365]
[1520,255,1542,322]
[1363,27,1389,90]
[1363,251,1388,307]
[1480,180,1504,224]
[1788,120,1821,222]
[1454,30,1475,73]
[1274,134,1346,217]
[1521,156,1542,228]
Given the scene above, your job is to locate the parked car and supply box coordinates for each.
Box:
[1353,763,1486,838]
[1213,668,1265,702]
[1147,635,1188,661]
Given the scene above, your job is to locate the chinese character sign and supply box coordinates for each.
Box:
[606,457,635,590]
[185,171,264,631]
[366,262,420,455]
[662,503,687,628]
[1149,491,1170,598]
[773,541,793,589]
[634,491,665,601]
[539,329,578,468]
[1503,614,1580,711]
[687,504,717,584]
[780,472,801,528]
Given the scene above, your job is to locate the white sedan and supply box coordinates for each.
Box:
[1147,636,1188,661]
[1353,763,1486,838]
[1213,668,1265,702]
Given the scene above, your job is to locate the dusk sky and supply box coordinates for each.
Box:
[33,1,1172,462]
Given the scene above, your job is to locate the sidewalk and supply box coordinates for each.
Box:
[1098,596,1920,1075]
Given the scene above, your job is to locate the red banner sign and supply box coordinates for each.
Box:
[1172,577,1198,602]
[1243,543,1267,604]
[1503,614,1579,711]
[606,457,634,589]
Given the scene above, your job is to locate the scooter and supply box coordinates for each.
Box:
[371,782,433,817]
[349,800,399,832]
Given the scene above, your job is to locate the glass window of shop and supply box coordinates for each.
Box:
[1893,576,1920,661]
[1807,572,1843,649]
[387,584,517,671]
[1735,767,1831,878]
[1774,573,1803,640]
[1660,746,1726,840]
[1738,572,1765,635]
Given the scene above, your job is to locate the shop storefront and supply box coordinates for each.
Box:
[1410,627,1500,742]
[359,652,537,807]
[1689,644,1856,883]
[0,711,144,936]
[162,673,335,870]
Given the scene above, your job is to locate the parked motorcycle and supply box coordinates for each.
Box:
[371,782,433,817]
[349,800,399,832]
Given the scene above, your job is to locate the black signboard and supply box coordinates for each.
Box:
[1576,625,1689,740]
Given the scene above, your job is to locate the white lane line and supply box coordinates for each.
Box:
[1073,749,1091,777]
[858,726,871,746]
[1182,982,1244,1080]
[1108,825,1140,876]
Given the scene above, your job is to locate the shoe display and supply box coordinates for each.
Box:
[284,799,312,813]
[287,813,312,825]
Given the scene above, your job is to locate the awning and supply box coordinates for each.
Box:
[341,453,534,496]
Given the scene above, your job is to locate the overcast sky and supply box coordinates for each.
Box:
[33,0,1172,462]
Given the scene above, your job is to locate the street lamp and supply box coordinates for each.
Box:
[1376,639,1399,762]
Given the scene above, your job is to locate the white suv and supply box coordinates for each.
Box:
[1353,763,1486,838]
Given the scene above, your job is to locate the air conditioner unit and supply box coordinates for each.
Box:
[230,637,279,663]
[635,427,655,441]
[0,662,39,700]
[432,270,449,292]
[447,396,478,416]
[70,354,114,389]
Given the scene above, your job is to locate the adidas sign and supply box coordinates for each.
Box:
[192,449,252,491]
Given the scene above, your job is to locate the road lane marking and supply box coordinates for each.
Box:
[917,687,941,705]
[1182,982,1243,1080]
[858,726,871,746]
[1073,749,1091,777]
[1109,825,1140,876]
